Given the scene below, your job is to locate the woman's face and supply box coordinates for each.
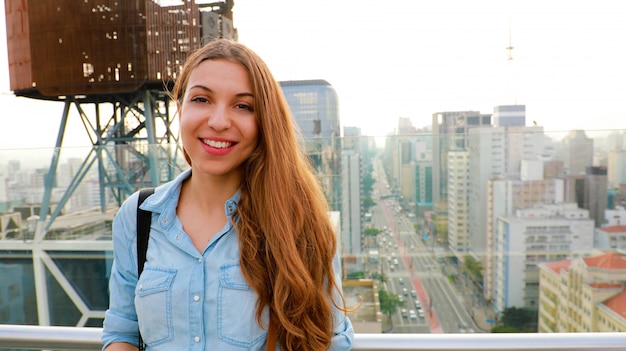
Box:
[179,58,258,180]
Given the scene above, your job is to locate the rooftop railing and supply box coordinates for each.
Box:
[1,325,626,351]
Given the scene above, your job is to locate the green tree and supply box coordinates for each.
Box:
[362,197,376,212]
[463,255,484,283]
[491,325,519,333]
[362,173,374,198]
[499,307,538,332]
[370,271,388,282]
[377,272,388,285]
[378,289,405,330]
[346,271,365,279]
[363,227,382,236]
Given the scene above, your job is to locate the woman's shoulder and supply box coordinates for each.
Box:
[138,169,191,212]
[116,190,142,217]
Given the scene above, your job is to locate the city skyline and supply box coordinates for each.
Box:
[2,0,626,151]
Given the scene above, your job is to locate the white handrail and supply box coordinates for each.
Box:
[1,325,626,351]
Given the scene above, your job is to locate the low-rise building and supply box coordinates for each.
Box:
[538,251,626,333]
[342,279,382,333]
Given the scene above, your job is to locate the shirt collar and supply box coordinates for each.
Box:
[139,168,241,216]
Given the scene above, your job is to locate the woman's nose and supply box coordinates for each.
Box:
[207,105,231,130]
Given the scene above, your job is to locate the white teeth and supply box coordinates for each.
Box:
[202,139,232,149]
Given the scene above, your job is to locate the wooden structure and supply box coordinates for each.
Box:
[5,0,235,100]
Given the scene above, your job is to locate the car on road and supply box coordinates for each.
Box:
[414,300,421,308]
[399,278,404,285]
[409,309,417,320]
[410,290,416,298]
[402,288,408,296]
[401,309,408,318]
[417,308,425,318]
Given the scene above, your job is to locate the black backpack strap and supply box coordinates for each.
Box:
[137,188,155,277]
[136,187,154,351]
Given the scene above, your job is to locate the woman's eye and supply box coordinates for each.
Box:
[236,103,254,112]
[190,96,209,103]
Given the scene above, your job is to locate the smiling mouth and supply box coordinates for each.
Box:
[202,139,234,149]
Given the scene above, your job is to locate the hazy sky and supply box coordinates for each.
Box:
[2,0,626,151]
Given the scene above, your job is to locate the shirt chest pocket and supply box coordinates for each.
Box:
[135,268,177,346]
[218,264,268,349]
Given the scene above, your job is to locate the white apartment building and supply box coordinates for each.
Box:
[468,126,505,258]
[341,150,362,272]
[605,207,626,226]
[469,124,550,300]
[447,150,470,256]
[504,126,545,178]
[432,111,491,206]
[486,176,565,300]
[595,225,626,251]
[493,203,594,316]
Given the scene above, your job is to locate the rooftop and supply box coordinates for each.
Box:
[543,259,572,274]
[603,290,626,320]
[583,252,626,270]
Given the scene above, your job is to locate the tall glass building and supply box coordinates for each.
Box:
[280,79,341,144]
[280,80,342,211]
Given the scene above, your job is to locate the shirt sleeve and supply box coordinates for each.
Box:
[101,193,141,350]
[330,317,355,351]
[329,252,355,351]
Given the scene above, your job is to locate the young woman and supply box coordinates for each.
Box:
[102,39,354,350]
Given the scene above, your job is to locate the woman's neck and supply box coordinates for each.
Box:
[182,169,240,211]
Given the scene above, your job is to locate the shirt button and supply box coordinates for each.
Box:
[162,219,168,225]
[175,235,180,240]
[194,336,200,343]
[193,295,200,302]
[198,258,202,263]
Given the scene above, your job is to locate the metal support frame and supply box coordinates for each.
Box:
[36,88,183,236]
[30,87,184,327]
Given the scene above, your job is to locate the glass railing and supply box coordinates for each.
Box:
[1,325,626,350]
[1,128,626,341]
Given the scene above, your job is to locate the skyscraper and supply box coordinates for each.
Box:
[280,80,340,144]
[492,105,526,128]
[447,150,470,255]
[563,130,594,176]
[431,111,492,206]
[280,79,342,210]
[341,150,362,272]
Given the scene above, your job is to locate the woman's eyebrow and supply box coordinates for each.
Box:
[188,85,253,98]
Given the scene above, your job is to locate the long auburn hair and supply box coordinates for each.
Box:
[171,39,347,350]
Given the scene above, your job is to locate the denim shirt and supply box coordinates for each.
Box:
[102,169,354,350]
